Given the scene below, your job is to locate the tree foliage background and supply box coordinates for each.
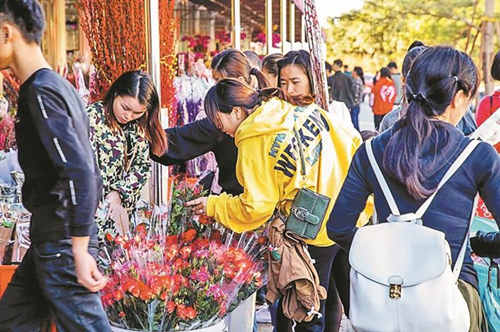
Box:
[325,0,500,74]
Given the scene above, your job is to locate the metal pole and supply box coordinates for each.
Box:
[280,0,287,54]
[301,12,306,45]
[483,0,495,95]
[209,12,216,52]
[289,1,295,50]
[265,0,273,54]
[145,0,165,205]
[232,0,241,49]
[194,8,201,35]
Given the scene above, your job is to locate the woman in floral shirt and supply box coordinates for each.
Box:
[88,71,167,240]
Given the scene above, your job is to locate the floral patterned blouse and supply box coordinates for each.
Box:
[87,102,150,238]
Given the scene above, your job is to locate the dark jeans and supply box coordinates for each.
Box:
[350,105,360,131]
[275,244,343,332]
[0,240,111,332]
[374,114,386,131]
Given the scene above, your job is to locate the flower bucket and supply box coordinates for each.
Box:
[110,318,228,332]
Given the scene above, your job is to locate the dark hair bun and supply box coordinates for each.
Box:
[1,0,45,44]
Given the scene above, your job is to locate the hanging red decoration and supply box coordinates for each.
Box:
[159,0,178,126]
[77,0,146,102]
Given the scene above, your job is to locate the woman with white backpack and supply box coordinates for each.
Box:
[327,46,499,332]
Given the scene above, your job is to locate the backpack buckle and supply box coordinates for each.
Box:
[388,276,403,299]
[389,284,402,299]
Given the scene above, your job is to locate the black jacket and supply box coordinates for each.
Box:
[16,69,102,243]
[328,71,356,109]
[152,117,243,195]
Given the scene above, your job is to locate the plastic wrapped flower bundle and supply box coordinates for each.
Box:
[100,177,267,331]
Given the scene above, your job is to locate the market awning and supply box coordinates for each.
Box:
[188,0,303,40]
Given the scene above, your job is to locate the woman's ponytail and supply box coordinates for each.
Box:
[250,67,270,89]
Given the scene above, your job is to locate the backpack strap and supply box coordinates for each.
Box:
[413,140,481,219]
[365,139,400,222]
[453,194,478,280]
[366,138,481,279]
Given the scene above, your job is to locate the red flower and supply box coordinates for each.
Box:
[180,246,192,260]
[181,229,197,242]
[166,235,178,245]
[177,304,197,321]
[105,233,114,243]
[135,223,147,236]
[164,244,179,261]
[210,230,222,243]
[193,237,209,250]
[166,300,176,313]
[119,311,126,318]
[198,215,212,225]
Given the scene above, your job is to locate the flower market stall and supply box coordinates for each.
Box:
[100,179,267,331]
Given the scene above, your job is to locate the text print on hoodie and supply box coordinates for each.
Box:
[207,97,372,247]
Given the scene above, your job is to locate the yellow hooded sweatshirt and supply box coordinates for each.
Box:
[207,98,372,247]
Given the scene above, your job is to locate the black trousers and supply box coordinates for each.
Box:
[0,240,111,332]
[276,244,343,332]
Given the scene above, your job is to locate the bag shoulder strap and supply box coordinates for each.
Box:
[365,139,400,219]
[366,138,481,279]
[413,139,481,219]
[366,138,480,219]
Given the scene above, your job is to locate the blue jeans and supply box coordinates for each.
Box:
[0,240,111,332]
[350,105,360,131]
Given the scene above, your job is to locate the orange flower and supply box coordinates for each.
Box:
[113,289,124,301]
[181,229,197,242]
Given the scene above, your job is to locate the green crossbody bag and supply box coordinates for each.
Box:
[284,127,331,240]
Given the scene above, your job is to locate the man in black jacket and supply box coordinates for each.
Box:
[328,59,356,109]
[0,1,111,331]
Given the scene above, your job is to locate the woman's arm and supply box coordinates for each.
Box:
[327,147,373,250]
[152,117,226,165]
[206,137,280,233]
[109,136,151,209]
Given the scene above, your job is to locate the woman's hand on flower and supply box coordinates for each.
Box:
[186,197,208,215]
[106,191,130,236]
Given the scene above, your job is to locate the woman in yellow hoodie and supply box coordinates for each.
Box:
[188,51,370,332]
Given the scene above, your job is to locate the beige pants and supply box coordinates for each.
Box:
[458,279,489,332]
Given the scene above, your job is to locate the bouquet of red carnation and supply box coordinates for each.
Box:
[101,177,267,331]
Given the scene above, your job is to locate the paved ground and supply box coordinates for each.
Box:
[359,100,376,132]
[258,323,273,332]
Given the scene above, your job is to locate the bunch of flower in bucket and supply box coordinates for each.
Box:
[100,177,267,331]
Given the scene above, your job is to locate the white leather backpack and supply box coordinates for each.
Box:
[348,139,480,332]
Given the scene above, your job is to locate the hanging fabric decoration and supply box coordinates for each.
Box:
[303,0,328,110]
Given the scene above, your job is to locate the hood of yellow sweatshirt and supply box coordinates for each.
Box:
[234,98,298,147]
